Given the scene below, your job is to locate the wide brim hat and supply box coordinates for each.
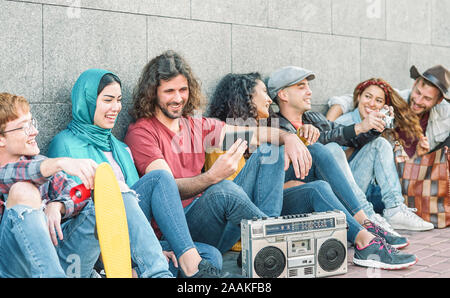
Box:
[410,65,450,101]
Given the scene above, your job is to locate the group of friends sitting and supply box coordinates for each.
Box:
[0,50,449,278]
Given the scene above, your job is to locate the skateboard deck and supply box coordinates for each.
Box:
[94,162,132,278]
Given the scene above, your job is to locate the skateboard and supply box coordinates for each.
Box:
[71,163,132,278]
[94,162,132,278]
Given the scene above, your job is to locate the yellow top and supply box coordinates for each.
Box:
[204,131,308,181]
[204,150,246,180]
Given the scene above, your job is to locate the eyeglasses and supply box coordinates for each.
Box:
[0,118,38,136]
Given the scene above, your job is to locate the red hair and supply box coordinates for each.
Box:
[0,93,30,133]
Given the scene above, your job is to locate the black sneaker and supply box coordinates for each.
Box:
[363,219,409,249]
[353,236,418,270]
[237,252,242,268]
[179,259,243,278]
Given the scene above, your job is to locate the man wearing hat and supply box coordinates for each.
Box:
[327,65,450,156]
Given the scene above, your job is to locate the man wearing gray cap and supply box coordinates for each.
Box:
[266,66,421,269]
[268,66,385,147]
[267,66,435,233]
[327,65,450,156]
[267,66,401,233]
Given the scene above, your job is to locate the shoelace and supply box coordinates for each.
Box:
[363,219,388,236]
[399,206,422,219]
[370,236,399,255]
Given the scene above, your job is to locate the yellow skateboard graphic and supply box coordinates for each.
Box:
[94,163,132,278]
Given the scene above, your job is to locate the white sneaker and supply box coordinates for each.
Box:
[384,205,434,231]
[369,213,401,237]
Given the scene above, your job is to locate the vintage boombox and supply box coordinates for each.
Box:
[241,210,348,278]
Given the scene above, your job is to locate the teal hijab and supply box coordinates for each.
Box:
[65,68,139,186]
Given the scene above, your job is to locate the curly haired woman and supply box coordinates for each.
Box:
[335,78,434,231]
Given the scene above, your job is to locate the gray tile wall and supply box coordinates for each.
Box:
[1,0,449,154]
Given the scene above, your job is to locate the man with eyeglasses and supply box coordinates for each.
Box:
[0,92,103,277]
[0,93,174,278]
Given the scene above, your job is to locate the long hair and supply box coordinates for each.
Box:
[208,72,274,126]
[130,50,204,120]
[353,78,423,145]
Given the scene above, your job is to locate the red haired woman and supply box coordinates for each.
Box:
[335,78,434,231]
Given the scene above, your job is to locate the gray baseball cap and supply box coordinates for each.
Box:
[267,66,315,100]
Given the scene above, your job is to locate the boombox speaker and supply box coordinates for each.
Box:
[241,210,348,278]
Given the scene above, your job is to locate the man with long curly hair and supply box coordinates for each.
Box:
[125,51,311,255]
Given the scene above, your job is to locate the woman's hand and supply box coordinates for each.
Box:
[416,136,430,156]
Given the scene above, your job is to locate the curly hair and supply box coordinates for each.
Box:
[208,72,274,126]
[130,50,204,120]
[353,78,423,145]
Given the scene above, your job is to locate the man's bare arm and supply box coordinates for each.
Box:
[40,157,98,189]
[326,105,343,121]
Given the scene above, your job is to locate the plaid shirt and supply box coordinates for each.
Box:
[0,155,88,223]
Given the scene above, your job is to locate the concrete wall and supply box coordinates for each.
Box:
[1,0,449,154]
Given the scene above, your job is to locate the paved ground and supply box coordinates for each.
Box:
[223,227,450,278]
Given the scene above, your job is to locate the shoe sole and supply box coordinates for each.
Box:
[353,257,418,270]
[391,241,409,249]
[390,224,434,231]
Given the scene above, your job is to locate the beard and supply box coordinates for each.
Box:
[409,98,431,116]
[157,99,185,119]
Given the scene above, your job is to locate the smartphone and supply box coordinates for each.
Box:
[221,130,254,151]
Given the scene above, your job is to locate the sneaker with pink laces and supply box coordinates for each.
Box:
[363,219,409,249]
[353,236,418,270]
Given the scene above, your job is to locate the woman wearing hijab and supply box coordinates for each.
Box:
[48,69,223,278]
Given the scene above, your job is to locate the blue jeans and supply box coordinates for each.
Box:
[185,144,285,253]
[324,142,377,217]
[284,143,366,241]
[286,143,363,215]
[282,181,363,243]
[348,137,404,210]
[0,201,98,278]
[132,170,222,274]
[121,191,173,278]
[0,192,172,278]
[160,241,222,275]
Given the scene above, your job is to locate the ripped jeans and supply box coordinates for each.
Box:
[0,192,172,278]
[0,200,98,278]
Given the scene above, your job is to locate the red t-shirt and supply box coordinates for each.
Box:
[124,116,225,208]
[290,120,303,130]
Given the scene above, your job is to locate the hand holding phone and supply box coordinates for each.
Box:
[222,130,254,151]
